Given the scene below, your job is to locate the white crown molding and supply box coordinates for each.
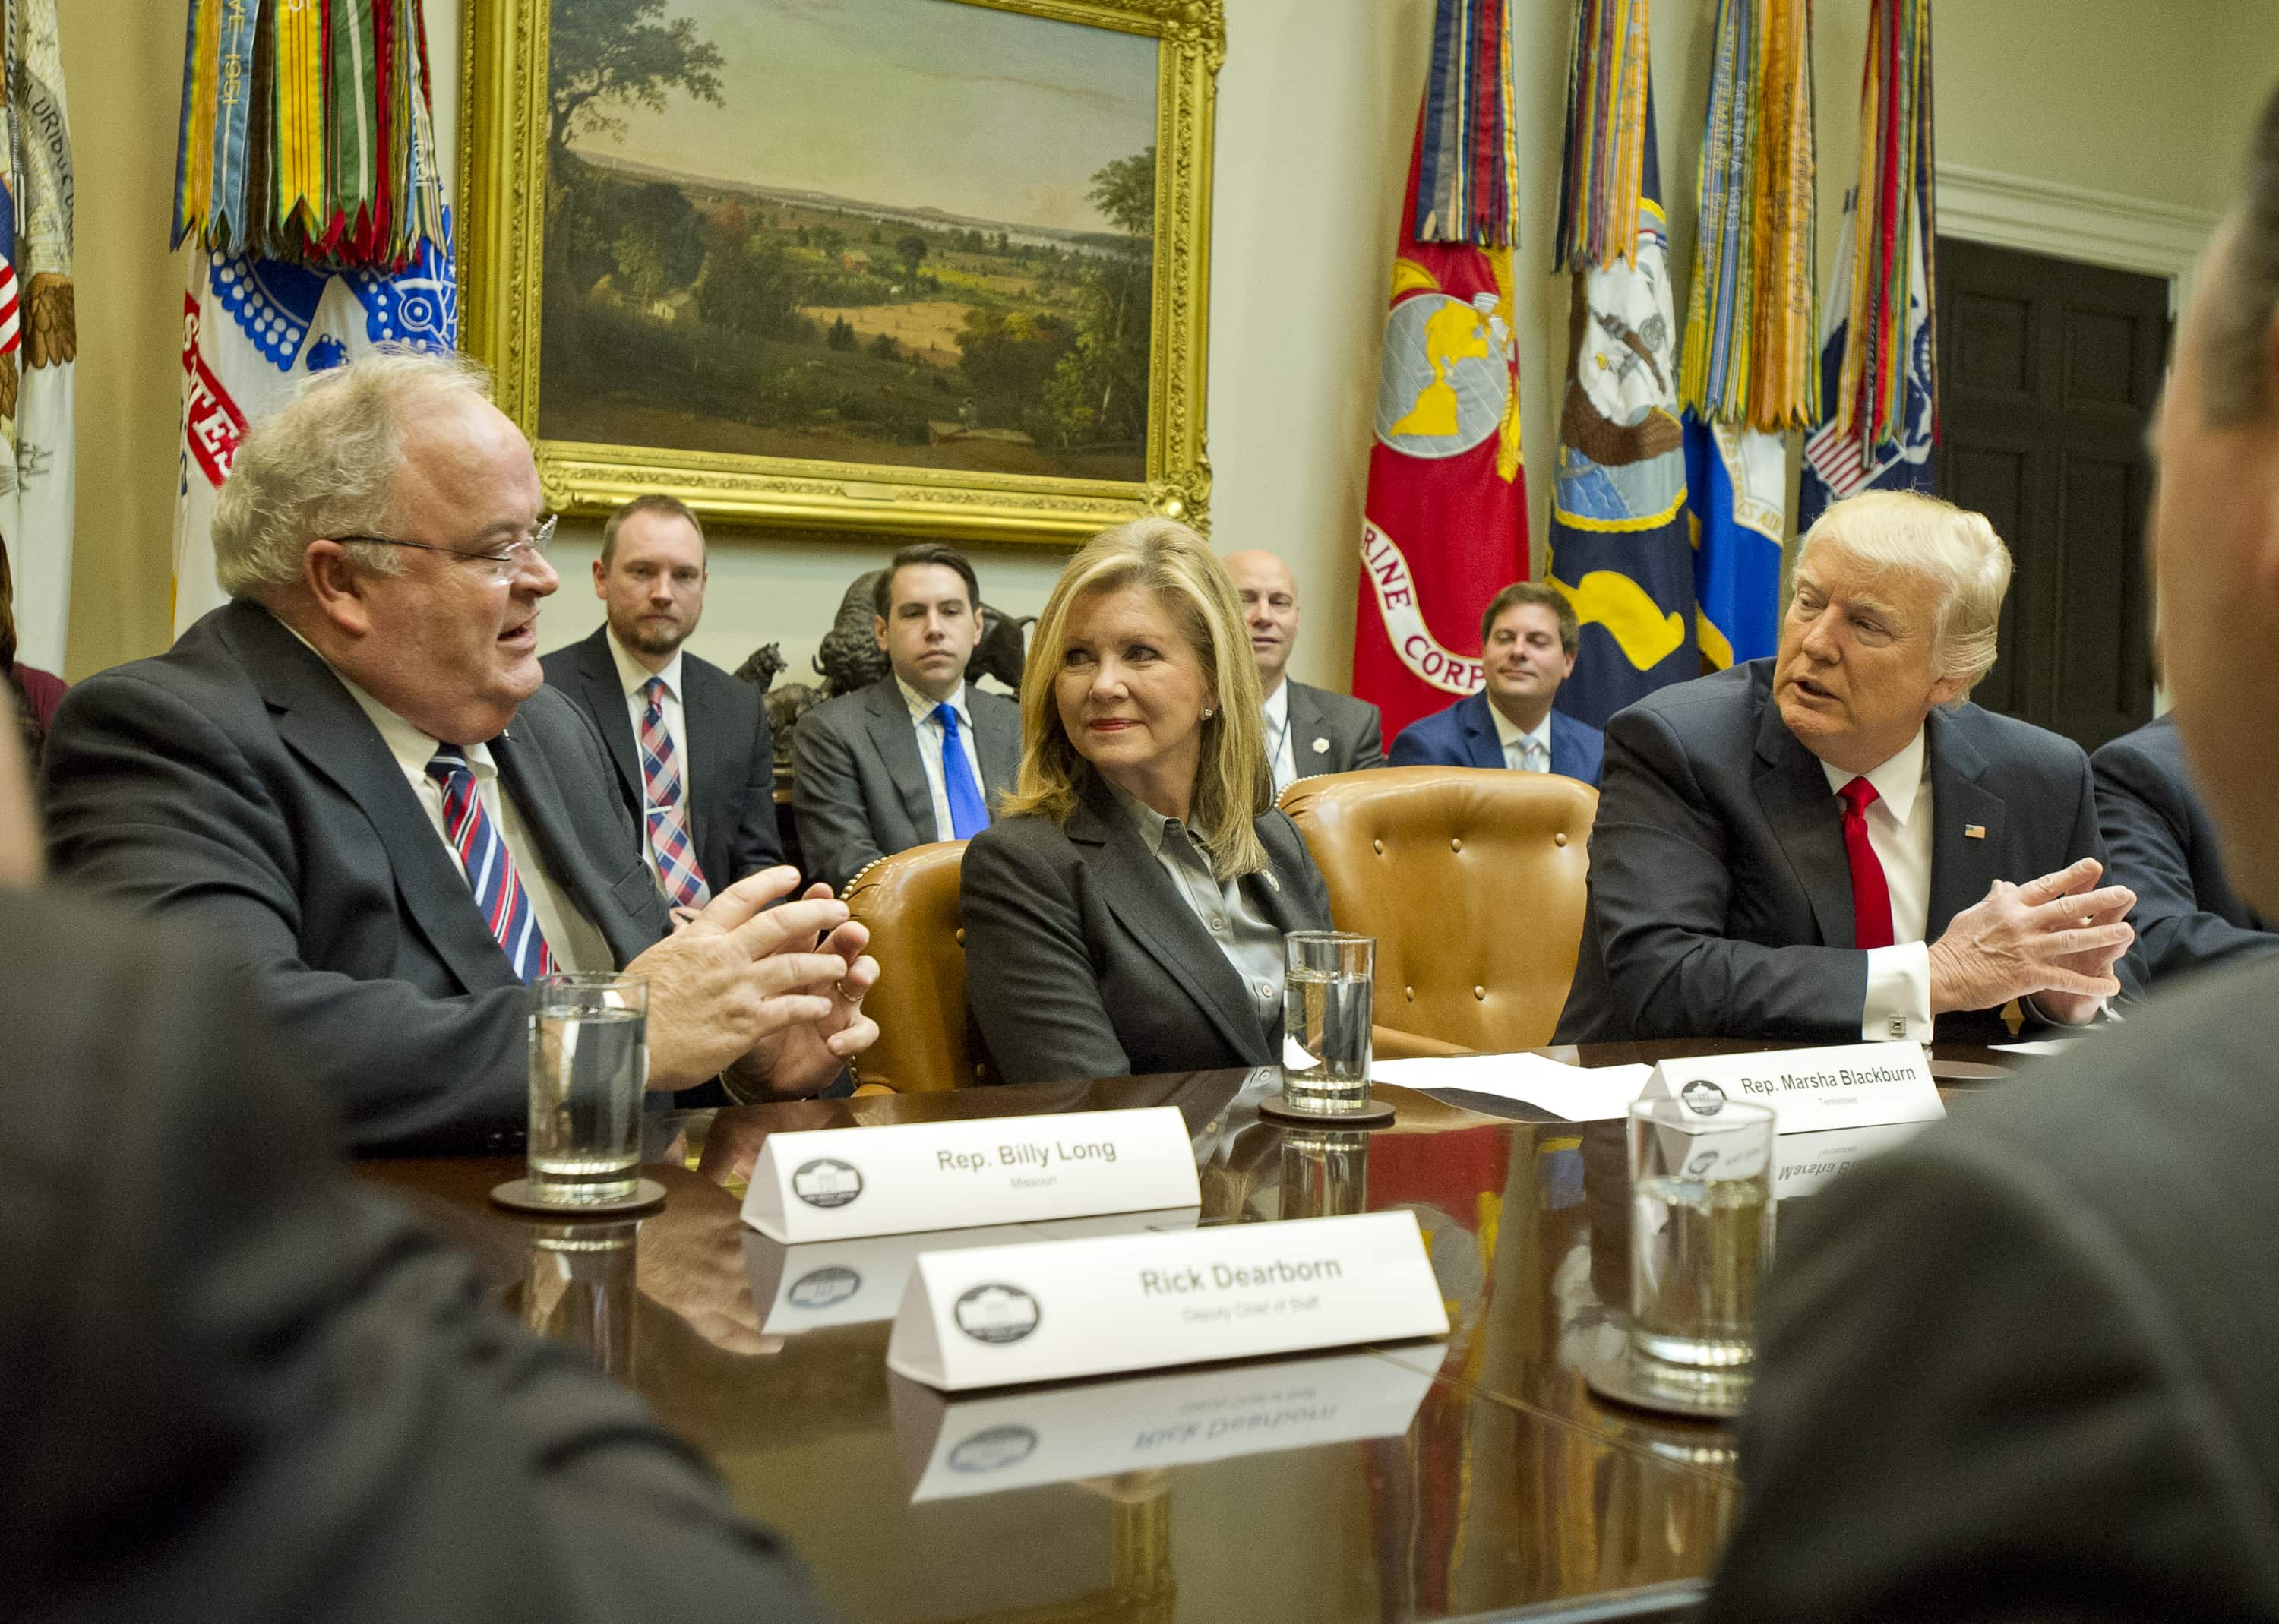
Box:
[1936,163,2217,308]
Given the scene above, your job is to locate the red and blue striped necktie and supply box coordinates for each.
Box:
[425,747,557,983]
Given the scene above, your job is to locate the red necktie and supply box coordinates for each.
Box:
[1838,776,1895,949]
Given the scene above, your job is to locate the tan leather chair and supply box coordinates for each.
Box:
[841,839,985,1092]
[1279,766,1598,1057]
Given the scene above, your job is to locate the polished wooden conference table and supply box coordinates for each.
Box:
[363,1039,2018,1624]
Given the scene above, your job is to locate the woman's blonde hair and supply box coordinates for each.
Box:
[1001,516,1271,879]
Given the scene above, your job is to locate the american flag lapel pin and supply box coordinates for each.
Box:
[1964,823,1987,839]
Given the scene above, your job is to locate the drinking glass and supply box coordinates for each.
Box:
[1626,1095,1778,1406]
[527,972,649,1205]
[1279,931,1375,1115]
[520,1219,639,1378]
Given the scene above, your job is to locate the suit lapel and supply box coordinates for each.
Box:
[230,604,517,995]
[1751,696,1856,948]
[1070,792,1269,1062]
[862,676,937,842]
[1285,681,1324,771]
[574,630,642,813]
[971,687,1023,803]
[678,659,726,858]
[1457,694,1504,771]
[493,723,647,963]
[1925,709,2006,937]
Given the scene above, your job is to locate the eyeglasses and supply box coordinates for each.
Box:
[335,514,559,583]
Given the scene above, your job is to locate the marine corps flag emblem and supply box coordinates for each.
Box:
[1351,0,1528,744]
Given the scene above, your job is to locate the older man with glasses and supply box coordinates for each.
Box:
[43,350,878,1155]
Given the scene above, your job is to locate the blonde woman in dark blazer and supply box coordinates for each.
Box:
[961,518,1333,1087]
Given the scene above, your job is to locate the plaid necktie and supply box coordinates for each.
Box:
[424,747,556,983]
[639,677,711,909]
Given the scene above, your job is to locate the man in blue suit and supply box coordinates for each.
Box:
[1389,582,1604,785]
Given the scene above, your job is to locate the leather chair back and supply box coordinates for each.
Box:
[1280,766,1598,1055]
[842,840,983,1092]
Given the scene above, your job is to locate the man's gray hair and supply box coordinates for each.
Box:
[2204,83,2279,424]
[211,348,495,598]
[1795,490,2013,694]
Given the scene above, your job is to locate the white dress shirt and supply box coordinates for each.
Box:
[607,630,691,883]
[1820,727,1935,1042]
[898,674,988,840]
[1262,678,1298,794]
[332,669,613,975]
[1488,702,1555,773]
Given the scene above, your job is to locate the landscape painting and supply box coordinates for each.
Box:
[536,0,1163,487]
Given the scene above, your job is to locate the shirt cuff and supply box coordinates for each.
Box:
[1860,943,1933,1042]
[2020,991,2110,1027]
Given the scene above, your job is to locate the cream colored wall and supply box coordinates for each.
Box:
[50,0,2279,687]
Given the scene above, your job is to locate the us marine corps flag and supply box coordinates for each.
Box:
[1352,0,1528,743]
[1546,0,1694,731]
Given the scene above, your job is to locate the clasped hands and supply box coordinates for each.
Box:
[631,865,880,1098]
[1927,856,2135,1025]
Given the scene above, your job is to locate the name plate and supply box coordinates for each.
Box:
[891,1350,1435,1501]
[1641,1041,1944,1136]
[744,1208,1201,1334]
[886,1210,1449,1392]
[742,1107,1202,1243]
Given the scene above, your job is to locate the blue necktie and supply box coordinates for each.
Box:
[933,703,990,839]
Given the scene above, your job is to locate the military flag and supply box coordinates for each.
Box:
[1797,0,1939,529]
[170,0,455,633]
[1679,0,1817,670]
[1546,0,1693,730]
[1353,0,1528,742]
[0,0,74,675]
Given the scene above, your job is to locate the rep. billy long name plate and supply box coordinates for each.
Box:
[741,1107,1203,1243]
[884,1209,1449,1392]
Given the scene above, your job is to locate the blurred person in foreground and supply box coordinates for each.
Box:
[0,694,833,1623]
[41,350,876,1155]
[1705,83,2279,1622]
[960,517,1332,1087]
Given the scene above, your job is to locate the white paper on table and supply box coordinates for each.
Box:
[1370,1051,1654,1121]
[1993,1039,2073,1057]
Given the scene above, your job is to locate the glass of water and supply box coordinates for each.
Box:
[1626,1095,1777,1407]
[1280,931,1375,1116]
[528,972,649,1206]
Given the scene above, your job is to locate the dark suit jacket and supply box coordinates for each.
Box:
[1387,690,1606,785]
[1705,953,2279,1623]
[42,599,672,1155]
[1554,659,2138,1045]
[2,886,828,1624]
[961,775,1335,1086]
[2093,712,2275,985]
[1281,679,1386,776]
[542,625,781,892]
[793,672,1020,892]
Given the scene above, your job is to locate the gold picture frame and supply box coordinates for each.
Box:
[458,0,1224,544]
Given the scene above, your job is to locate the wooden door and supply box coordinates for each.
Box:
[1934,237,2167,751]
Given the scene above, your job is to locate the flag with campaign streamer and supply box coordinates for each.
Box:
[1353,0,1528,741]
[0,0,74,675]
[172,0,447,272]
[170,0,456,634]
[1799,0,1938,529]
[1679,0,1817,670]
[1545,0,1693,732]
